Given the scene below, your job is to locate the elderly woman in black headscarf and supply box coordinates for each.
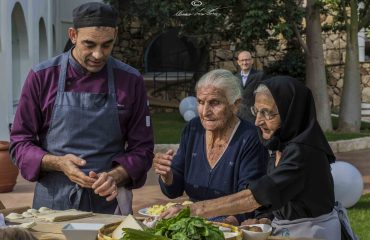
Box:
[162,76,342,239]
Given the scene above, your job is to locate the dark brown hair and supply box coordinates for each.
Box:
[0,228,37,240]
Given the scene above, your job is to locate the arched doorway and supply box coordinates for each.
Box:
[11,3,29,113]
[143,28,207,102]
[145,28,200,72]
[39,18,48,62]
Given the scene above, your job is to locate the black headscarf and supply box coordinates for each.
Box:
[257,76,335,163]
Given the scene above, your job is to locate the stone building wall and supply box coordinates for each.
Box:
[323,31,370,111]
[112,18,370,111]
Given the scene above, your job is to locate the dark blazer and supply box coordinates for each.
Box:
[235,69,263,123]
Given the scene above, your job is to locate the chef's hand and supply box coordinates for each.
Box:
[58,154,96,188]
[90,171,118,201]
[153,149,174,185]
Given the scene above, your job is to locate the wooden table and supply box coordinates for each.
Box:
[8,212,321,240]
[9,213,124,240]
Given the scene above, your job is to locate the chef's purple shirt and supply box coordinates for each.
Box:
[10,53,154,189]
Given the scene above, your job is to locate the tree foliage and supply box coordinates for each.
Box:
[104,0,304,51]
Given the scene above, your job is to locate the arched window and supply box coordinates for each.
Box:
[39,18,48,62]
[11,3,29,113]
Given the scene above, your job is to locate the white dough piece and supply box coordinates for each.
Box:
[27,208,39,214]
[37,209,93,222]
[38,207,51,213]
[18,221,36,229]
[5,213,24,220]
[7,221,36,229]
[22,212,34,218]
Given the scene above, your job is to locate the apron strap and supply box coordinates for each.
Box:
[57,52,69,93]
[107,57,116,96]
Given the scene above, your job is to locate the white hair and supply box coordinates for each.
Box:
[254,84,272,96]
[195,69,241,104]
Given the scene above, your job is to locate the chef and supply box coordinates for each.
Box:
[10,2,154,214]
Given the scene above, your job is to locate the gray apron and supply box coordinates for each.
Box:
[272,210,341,239]
[33,52,131,214]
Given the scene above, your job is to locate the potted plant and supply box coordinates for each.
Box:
[0,141,19,193]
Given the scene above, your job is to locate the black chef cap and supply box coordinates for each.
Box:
[73,2,118,29]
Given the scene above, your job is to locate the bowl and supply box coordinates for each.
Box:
[97,221,243,240]
[97,221,122,240]
[62,223,105,240]
[212,221,242,240]
[240,224,272,240]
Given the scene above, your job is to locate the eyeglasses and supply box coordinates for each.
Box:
[238,58,252,62]
[250,106,279,120]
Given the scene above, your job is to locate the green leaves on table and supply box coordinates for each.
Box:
[121,208,224,240]
[151,208,224,240]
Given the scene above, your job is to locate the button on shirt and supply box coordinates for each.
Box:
[241,71,250,87]
[10,54,154,188]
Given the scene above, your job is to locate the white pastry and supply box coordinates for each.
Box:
[5,213,24,220]
[19,221,36,229]
[22,212,34,218]
[37,209,93,222]
[27,208,39,214]
[38,207,51,213]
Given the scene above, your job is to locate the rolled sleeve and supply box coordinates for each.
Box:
[113,147,153,188]
[10,143,46,181]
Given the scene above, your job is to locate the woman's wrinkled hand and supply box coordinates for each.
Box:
[223,216,239,226]
[159,204,184,219]
[241,217,272,226]
[153,149,175,185]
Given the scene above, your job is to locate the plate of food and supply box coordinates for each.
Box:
[137,207,158,217]
[138,201,193,217]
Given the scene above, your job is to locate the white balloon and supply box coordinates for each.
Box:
[179,96,198,116]
[183,110,197,122]
[179,96,198,122]
[331,161,363,208]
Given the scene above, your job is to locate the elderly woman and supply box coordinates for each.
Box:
[153,69,268,225]
[162,76,342,239]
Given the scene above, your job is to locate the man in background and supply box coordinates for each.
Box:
[235,51,263,123]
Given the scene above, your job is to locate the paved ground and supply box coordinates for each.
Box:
[0,149,369,213]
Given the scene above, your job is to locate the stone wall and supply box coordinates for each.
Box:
[112,17,159,72]
[112,18,370,111]
[323,31,370,111]
[208,39,288,73]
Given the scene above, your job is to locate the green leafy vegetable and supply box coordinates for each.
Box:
[121,228,169,240]
[152,208,224,240]
[122,208,224,240]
